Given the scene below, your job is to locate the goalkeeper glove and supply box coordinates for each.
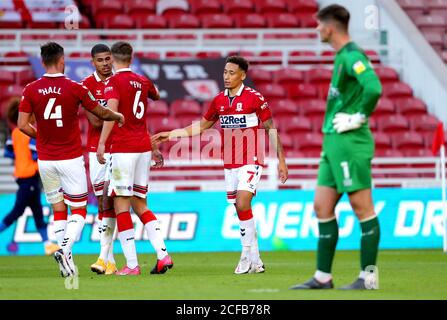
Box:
[332,112,366,133]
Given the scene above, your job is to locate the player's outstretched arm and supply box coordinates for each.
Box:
[88,103,124,125]
[263,118,288,184]
[152,118,216,144]
[85,108,103,129]
[18,112,37,139]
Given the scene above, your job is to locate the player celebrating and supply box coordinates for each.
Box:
[290,5,382,290]
[18,42,124,277]
[80,44,117,275]
[152,56,288,274]
[97,41,173,276]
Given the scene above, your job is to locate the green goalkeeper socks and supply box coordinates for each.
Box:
[360,216,380,270]
[317,218,339,274]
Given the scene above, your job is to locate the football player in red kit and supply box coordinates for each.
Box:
[18,42,124,277]
[153,56,288,274]
[80,44,117,275]
[97,41,173,275]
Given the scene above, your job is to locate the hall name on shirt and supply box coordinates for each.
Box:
[129,81,142,89]
[38,87,62,95]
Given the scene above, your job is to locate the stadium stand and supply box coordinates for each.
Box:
[0,0,445,192]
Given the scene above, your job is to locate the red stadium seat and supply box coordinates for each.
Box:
[374,132,393,149]
[224,0,255,15]
[14,69,36,86]
[375,149,404,157]
[428,0,447,20]
[281,116,312,135]
[306,68,332,84]
[273,68,305,85]
[415,15,446,33]
[196,51,222,59]
[422,31,445,53]
[166,51,194,59]
[296,133,323,154]
[169,13,200,28]
[171,99,202,116]
[320,50,336,64]
[137,15,168,28]
[365,50,381,64]
[410,114,439,132]
[256,0,287,14]
[160,1,190,20]
[398,0,426,20]
[0,70,16,86]
[374,97,396,116]
[378,115,410,133]
[300,99,326,125]
[279,133,295,152]
[191,0,222,16]
[392,132,425,152]
[374,66,400,84]
[289,51,319,65]
[257,84,286,99]
[382,82,413,99]
[269,99,298,117]
[201,13,233,28]
[232,13,266,28]
[297,13,318,28]
[266,13,299,28]
[288,83,318,101]
[147,100,170,117]
[126,0,156,15]
[248,68,272,85]
[369,117,377,130]
[395,97,427,116]
[402,148,433,157]
[257,51,283,65]
[68,52,91,58]
[135,52,161,59]
[287,0,319,13]
[92,0,124,22]
[107,14,134,29]
[150,117,182,133]
[0,85,23,105]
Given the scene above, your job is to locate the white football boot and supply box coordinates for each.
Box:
[234,255,251,274]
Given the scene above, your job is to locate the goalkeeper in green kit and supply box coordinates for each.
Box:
[291,4,382,290]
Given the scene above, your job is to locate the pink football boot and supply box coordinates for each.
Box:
[116,265,141,276]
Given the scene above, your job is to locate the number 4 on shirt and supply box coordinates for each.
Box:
[44,98,63,127]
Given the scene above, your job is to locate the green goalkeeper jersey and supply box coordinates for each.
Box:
[322,42,382,134]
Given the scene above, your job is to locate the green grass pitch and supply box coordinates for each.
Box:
[0,249,446,300]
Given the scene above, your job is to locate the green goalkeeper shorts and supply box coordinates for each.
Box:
[317,128,374,194]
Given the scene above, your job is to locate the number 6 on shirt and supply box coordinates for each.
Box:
[133,90,144,119]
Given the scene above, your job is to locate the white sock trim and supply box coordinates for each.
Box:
[318,216,337,223]
[360,215,377,223]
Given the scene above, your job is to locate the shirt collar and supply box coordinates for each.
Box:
[93,71,102,82]
[116,67,132,73]
[224,83,245,97]
[43,73,64,77]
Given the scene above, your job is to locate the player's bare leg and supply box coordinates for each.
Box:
[114,196,140,275]
[131,196,173,274]
[234,190,262,274]
[339,188,380,290]
[290,186,341,289]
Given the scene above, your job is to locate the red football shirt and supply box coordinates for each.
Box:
[104,68,159,153]
[80,71,112,153]
[204,84,272,169]
[19,73,98,161]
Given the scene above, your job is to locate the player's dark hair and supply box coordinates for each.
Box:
[91,43,111,58]
[7,97,20,125]
[226,56,249,73]
[317,4,350,32]
[40,42,64,66]
[111,41,133,63]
